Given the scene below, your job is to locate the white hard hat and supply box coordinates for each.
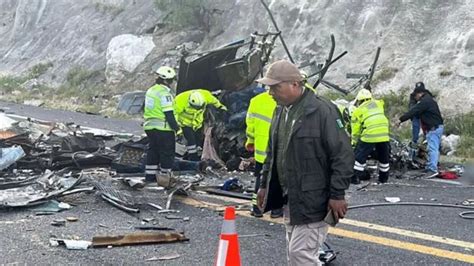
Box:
[188,91,205,109]
[355,89,373,101]
[155,66,176,80]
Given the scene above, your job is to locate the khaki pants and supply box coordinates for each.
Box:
[284,205,329,266]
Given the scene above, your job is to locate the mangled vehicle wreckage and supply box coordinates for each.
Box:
[1,30,446,263]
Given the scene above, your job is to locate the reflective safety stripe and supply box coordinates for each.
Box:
[366,101,378,109]
[379,163,390,172]
[252,193,257,205]
[160,168,172,174]
[363,113,384,122]
[215,240,229,266]
[364,133,389,138]
[248,113,272,123]
[146,165,158,170]
[354,161,366,171]
[255,149,267,156]
[365,123,389,130]
[145,170,156,175]
[144,118,170,130]
[221,220,236,234]
[187,145,197,153]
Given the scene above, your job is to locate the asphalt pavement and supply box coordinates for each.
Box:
[0,101,473,265]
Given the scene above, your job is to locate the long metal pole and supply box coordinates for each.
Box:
[259,0,295,64]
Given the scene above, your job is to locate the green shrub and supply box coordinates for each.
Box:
[444,111,474,136]
[372,67,398,86]
[456,136,474,158]
[154,0,209,29]
[94,3,124,16]
[28,62,53,79]
[379,87,410,119]
[439,69,453,77]
[0,76,27,93]
[320,90,352,101]
[65,67,99,88]
[443,111,474,158]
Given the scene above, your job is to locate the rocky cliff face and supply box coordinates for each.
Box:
[0,0,158,85]
[0,0,473,113]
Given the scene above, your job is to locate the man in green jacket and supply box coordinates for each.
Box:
[256,60,354,265]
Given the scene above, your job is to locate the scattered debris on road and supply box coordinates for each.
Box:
[385,197,401,203]
[50,238,91,250]
[91,231,189,247]
[145,253,181,261]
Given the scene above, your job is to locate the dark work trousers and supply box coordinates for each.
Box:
[145,130,175,182]
[354,141,390,183]
[182,126,203,161]
[251,162,263,208]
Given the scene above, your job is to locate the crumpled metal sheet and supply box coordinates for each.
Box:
[86,170,139,213]
[0,170,83,208]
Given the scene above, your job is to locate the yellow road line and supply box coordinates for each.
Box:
[185,195,474,250]
[341,218,474,250]
[178,196,474,264]
[328,228,474,264]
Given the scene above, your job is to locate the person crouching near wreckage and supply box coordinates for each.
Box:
[256,60,354,265]
[350,88,391,184]
[174,89,227,161]
[143,66,181,188]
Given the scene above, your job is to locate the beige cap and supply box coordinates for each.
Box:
[256,60,303,86]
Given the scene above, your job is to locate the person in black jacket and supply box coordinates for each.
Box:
[256,60,354,265]
[408,83,422,145]
[398,83,444,178]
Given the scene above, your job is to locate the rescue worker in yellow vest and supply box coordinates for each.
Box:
[174,89,227,161]
[144,66,180,188]
[245,91,277,218]
[351,89,390,184]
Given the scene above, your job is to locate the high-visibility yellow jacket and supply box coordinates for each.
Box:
[174,89,225,130]
[351,99,389,145]
[143,84,174,131]
[245,92,277,163]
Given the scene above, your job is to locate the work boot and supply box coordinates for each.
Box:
[351,175,361,185]
[378,172,389,184]
[359,170,371,181]
[156,171,175,189]
[250,206,263,218]
[270,208,283,218]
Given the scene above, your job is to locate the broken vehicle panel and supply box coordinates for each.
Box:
[0,171,82,208]
[92,232,189,247]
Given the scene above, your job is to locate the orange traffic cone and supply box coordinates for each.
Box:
[215,207,241,266]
